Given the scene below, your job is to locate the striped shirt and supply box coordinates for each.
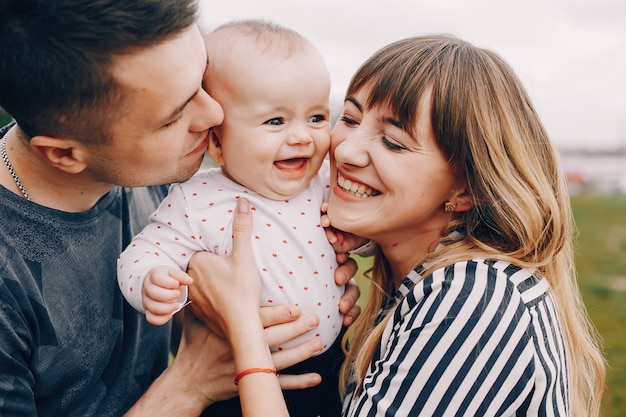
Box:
[343,259,570,416]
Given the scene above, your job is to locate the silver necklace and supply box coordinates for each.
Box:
[1,133,31,201]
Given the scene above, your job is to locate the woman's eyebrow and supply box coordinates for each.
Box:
[382,116,403,130]
[344,96,363,112]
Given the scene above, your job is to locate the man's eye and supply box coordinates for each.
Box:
[164,113,183,129]
[265,118,284,126]
[381,136,406,151]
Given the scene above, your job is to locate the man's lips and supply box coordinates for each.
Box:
[188,133,209,155]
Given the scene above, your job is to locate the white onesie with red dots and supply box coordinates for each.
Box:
[117,160,343,352]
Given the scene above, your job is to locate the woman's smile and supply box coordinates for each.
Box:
[336,173,378,198]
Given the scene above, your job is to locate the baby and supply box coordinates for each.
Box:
[117,20,344,417]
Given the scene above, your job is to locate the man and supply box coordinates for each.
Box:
[0,1,358,415]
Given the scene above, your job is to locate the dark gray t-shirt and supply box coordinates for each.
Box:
[0,125,171,416]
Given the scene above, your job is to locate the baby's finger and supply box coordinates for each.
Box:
[144,297,180,315]
[145,310,176,327]
[150,269,186,289]
[323,223,338,245]
[144,285,184,303]
[169,269,193,286]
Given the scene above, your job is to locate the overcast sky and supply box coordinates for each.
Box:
[197,0,626,150]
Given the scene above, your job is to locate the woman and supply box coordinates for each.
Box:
[193,34,605,416]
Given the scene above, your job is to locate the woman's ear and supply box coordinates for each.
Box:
[29,135,89,174]
[451,184,473,212]
[207,129,226,166]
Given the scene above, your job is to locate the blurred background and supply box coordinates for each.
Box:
[198,0,626,194]
[197,0,626,414]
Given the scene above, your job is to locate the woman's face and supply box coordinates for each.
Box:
[327,87,459,250]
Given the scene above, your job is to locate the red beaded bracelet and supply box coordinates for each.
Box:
[234,367,278,385]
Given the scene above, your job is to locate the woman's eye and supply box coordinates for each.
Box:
[381,136,406,151]
[265,117,284,126]
[308,114,326,123]
[338,115,358,126]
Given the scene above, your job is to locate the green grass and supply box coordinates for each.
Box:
[571,195,626,416]
[351,194,626,416]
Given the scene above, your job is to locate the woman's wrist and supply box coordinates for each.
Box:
[228,314,274,370]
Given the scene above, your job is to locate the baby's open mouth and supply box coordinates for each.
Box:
[274,158,308,170]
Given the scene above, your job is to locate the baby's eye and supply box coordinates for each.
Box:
[308,114,326,123]
[265,117,284,126]
[381,136,406,151]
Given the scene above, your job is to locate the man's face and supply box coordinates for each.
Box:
[87,25,224,187]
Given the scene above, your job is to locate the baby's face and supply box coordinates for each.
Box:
[206,43,331,200]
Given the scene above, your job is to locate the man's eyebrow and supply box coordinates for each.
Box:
[163,56,209,122]
[165,91,197,121]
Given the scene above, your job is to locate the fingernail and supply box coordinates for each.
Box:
[304,315,318,329]
[237,198,250,214]
[287,306,299,318]
[312,341,323,354]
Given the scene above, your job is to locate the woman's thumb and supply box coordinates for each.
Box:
[231,198,253,259]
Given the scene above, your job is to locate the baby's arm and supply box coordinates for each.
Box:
[143,266,193,326]
[118,183,206,318]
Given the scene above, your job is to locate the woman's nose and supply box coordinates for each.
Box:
[332,129,370,167]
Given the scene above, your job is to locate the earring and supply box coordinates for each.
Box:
[444,201,457,212]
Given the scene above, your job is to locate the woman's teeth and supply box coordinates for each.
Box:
[338,174,377,198]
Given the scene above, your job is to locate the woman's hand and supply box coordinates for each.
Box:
[183,199,323,416]
[186,198,261,335]
[171,306,324,407]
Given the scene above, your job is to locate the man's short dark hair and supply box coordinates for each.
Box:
[0,0,199,143]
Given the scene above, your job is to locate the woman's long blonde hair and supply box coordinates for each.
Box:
[339,35,606,416]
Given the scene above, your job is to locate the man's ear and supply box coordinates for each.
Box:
[29,135,89,174]
[207,130,226,166]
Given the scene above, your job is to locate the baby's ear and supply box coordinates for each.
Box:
[206,130,225,166]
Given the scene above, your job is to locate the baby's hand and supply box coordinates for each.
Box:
[320,202,369,263]
[143,266,193,326]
